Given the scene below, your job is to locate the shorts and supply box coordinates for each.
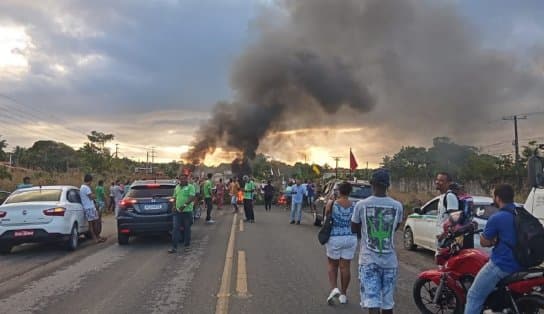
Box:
[359,264,398,310]
[84,207,99,222]
[325,236,357,260]
[231,196,238,205]
[96,200,105,212]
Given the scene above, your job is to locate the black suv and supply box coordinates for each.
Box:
[117,180,177,245]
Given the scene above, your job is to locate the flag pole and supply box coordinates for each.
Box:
[349,147,352,179]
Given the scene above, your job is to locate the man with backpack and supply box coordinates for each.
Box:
[448,182,475,249]
[435,172,459,245]
[465,184,523,314]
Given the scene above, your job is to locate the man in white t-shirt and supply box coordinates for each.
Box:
[435,172,459,243]
[80,174,106,243]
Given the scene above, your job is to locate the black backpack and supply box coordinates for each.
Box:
[507,207,544,268]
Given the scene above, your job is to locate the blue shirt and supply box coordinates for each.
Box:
[291,185,306,204]
[330,202,356,237]
[483,203,522,273]
[307,184,315,197]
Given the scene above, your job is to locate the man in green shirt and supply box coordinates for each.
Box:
[243,175,256,223]
[203,173,215,224]
[169,174,196,253]
[95,180,106,214]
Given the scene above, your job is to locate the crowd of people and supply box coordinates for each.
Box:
[14,168,529,313]
[320,170,526,314]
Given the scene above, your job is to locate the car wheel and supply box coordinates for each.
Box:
[66,224,79,251]
[118,233,129,245]
[404,227,417,251]
[0,243,13,254]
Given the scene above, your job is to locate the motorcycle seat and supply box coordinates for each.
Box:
[498,268,544,286]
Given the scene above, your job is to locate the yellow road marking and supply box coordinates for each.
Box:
[239,218,244,232]
[215,213,238,314]
[236,250,249,297]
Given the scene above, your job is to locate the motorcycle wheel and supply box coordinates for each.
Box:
[413,278,463,314]
[516,295,544,314]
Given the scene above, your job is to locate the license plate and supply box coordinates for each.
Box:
[14,230,34,237]
[144,205,162,210]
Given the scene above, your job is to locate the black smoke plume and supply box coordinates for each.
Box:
[185,0,543,164]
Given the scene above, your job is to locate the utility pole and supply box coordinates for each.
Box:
[146,151,150,174]
[503,113,532,191]
[151,147,156,174]
[115,144,119,159]
[332,156,342,178]
[503,115,528,164]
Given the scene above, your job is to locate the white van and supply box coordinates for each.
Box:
[526,146,544,224]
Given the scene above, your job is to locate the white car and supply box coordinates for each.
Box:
[403,195,498,252]
[0,186,97,254]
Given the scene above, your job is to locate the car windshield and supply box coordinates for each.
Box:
[126,185,176,198]
[5,189,62,204]
[474,204,499,220]
[350,185,372,199]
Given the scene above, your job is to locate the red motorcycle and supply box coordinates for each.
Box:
[413,223,544,313]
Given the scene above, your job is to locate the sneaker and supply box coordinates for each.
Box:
[296,221,301,225]
[327,288,341,305]
[183,246,191,253]
[290,221,295,224]
[250,219,255,223]
[168,248,177,254]
[206,220,216,224]
[339,295,347,304]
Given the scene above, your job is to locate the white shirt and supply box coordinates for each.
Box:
[436,192,459,234]
[80,184,95,209]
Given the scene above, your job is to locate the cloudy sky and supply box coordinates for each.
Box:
[1,0,543,167]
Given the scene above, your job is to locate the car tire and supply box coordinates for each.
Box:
[404,227,417,251]
[0,243,13,254]
[66,224,79,251]
[118,233,129,245]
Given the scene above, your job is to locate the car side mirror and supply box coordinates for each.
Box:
[413,207,422,215]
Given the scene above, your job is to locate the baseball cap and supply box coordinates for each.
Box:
[371,169,390,187]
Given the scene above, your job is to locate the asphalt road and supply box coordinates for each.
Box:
[0,205,435,314]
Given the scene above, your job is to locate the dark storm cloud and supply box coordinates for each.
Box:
[0,0,253,115]
[185,0,544,163]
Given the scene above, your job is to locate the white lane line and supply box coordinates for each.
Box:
[150,236,209,314]
[215,213,238,314]
[239,218,244,232]
[0,244,128,314]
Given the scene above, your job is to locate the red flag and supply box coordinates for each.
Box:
[350,148,358,171]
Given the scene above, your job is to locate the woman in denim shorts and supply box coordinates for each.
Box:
[324,182,358,305]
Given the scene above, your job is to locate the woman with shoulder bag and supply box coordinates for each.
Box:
[324,182,358,305]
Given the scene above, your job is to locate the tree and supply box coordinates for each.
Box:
[22,141,79,172]
[0,166,11,180]
[11,146,27,167]
[0,135,7,161]
[87,131,115,151]
[79,131,115,173]
[382,146,432,179]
